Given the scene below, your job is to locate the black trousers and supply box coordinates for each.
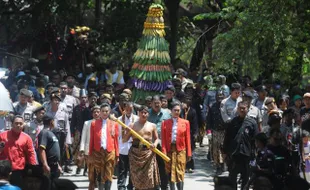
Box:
[10,170,23,189]
[157,145,169,190]
[55,132,69,166]
[228,154,250,190]
[117,154,133,190]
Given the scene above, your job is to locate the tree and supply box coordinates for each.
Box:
[164,0,181,65]
[194,0,310,87]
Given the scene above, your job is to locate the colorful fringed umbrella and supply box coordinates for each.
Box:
[130,4,172,102]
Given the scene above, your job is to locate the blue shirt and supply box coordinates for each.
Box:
[0,181,20,190]
[148,108,171,138]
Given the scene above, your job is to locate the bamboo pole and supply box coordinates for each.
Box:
[110,115,170,162]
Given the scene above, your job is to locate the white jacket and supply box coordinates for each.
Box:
[80,119,93,155]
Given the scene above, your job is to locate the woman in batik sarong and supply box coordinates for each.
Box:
[161,101,192,190]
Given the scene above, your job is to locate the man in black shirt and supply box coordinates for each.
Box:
[38,115,61,182]
[223,101,259,189]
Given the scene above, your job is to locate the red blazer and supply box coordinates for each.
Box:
[89,119,119,157]
[161,118,192,157]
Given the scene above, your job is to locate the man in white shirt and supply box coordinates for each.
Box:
[117,102,139,190]
[80,105,100,177]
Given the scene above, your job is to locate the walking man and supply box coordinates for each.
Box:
[123,105,160,190]
[117,102,138,190]
[88,103,119,190]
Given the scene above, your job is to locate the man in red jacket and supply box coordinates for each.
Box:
[0,115,37,188]
[88,103,119,190]
[161,101,192,190]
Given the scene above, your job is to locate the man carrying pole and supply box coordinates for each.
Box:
[123,105,160,190]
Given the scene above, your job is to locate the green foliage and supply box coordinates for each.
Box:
[195,0,310,86]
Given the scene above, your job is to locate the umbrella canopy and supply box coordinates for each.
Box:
[0,82,13,113]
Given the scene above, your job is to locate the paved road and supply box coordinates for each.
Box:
[61,137,215,189]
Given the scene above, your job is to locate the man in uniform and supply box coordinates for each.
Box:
[161,101,192,190]
[88,103,119,190]
[70,89,92,174]
[242,91,263,131]
[24,106,45,148]
[38,115,62,183]
[174,68,193,92]
[123,105,160,190]
[220,83,242,123]
[223,101,259,189]
[13,88,35,124]
[117,102,138,190]
[59,82,79,121]
[45,92,72,173]
[148,95,171,190]
[207,91,225,174]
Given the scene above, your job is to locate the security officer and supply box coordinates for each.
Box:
[242,91,263,131]
[220,83,242,123]
[45,92,72,173]
[59,82,79,120]
[38,115,61,182]
[43,87,65,109]
[24,106,45,148]
[223,101,259,189]
[13,88,35,123]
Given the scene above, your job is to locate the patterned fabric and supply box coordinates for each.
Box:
[165,144,186,182]
[198,123,206,144]
[212,130,225,166]
[128,147,160,189]
[88,149,115,183]
[72,130,82,165]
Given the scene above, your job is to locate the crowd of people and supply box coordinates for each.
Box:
[0,61,309,190]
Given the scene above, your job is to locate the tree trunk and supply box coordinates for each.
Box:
[95,0,101,26]
[164,0,181,67]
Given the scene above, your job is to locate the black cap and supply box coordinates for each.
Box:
[257,85,267,93]
[165,85,175,92]
[33,106,45,114]
[243,91,254,99]
[51,87,60,94]
[174,68,186,76]
[88,91,98,98]
[50,93,61,101]
[20,88,32,97]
